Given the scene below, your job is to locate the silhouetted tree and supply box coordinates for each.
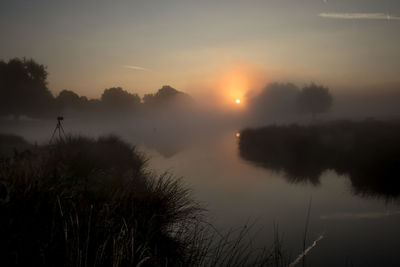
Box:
[248,82,300,124]
[56,89,88,111]
[143,85,192,107]
[88,99,101,108]
[297,83,332,119]
[101,87,140,112]
[0,58,54,118]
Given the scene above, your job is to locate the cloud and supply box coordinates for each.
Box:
[123,65,150,71]
[319,12,400,20]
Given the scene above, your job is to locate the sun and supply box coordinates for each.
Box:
[235,99,241,104]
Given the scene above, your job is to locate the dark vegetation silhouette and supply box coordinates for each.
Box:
[0,134,33,157]
[0,58,55,119]
[0,58,192,120]
[56,89,89,112]
[0,58,197,158]
[3,56,400,266]
[1,135,198,266]
[144,85,189,102]
[143,85,193,111]
[239,120,400,198]
[247,82,333,125]
[248,83,300,124]
[101,87,141,115]
[296,84,333,120]
[0,134,290,267]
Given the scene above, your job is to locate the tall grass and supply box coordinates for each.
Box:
[0,134,291,267]
[0,135,201,266]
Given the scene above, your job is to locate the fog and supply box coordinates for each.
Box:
[2,57,400,267]
[1,58,400,157]
[2,0,400,264]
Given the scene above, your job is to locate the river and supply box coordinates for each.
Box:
[2,118,400,266]
[140,130,400,267]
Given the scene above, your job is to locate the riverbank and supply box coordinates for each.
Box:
[239,119,400,198]
[0,134,289,266]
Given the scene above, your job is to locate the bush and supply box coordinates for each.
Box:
[0,133,32,158]
[239,120,400,198]
[0,134,291,266]
[0,135,201,266]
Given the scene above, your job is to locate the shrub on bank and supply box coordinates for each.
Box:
[239,120,400,197]
[0,134,290,267]
[0,135,201,266]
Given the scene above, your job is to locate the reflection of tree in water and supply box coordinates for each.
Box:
[140,128,186,158]
[239,120,400,198]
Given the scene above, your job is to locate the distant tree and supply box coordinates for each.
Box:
[248,82,300,123]
[0,58,54,118]
[143,85,191,107]
[297,83,333,119]
[101,87,140,110]
[56,89,88,110]
[154,85,182,99]
[142,93,155,105]
[88,99,101,108]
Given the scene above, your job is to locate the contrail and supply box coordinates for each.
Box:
[319,13,400,21]
[123,65,150,71]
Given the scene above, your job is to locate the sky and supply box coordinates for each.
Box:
[1,0,399,98]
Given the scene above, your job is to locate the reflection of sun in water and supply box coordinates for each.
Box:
[235,99,241,104]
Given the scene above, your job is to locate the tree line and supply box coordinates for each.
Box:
[0,58,191,119]
[248,82,333,123]
[0,57,333,121]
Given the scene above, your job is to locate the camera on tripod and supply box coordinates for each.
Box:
[50,115,66,143]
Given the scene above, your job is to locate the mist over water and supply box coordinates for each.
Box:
[2,0,400,265]
[1,58,400,266]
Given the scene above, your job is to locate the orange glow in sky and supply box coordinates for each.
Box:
[188,62,268,112]
[221,70,247,104]
[213,63,266,111]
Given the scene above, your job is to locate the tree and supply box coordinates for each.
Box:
[143,85,192,107]
[297,83,333,119]
[0,58,54,118]
[56,90,88,110]
[101,87,140,110]
[249,82,300,123]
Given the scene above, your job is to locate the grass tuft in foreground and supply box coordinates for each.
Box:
[0,135,202,266]
[0,134,289,267]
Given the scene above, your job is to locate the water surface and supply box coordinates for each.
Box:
[2,120,400,266]
[140,130,400,267]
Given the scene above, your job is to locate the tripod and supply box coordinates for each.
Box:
[50,116,66,143]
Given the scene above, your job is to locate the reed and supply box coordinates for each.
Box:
[0,134,293,266]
